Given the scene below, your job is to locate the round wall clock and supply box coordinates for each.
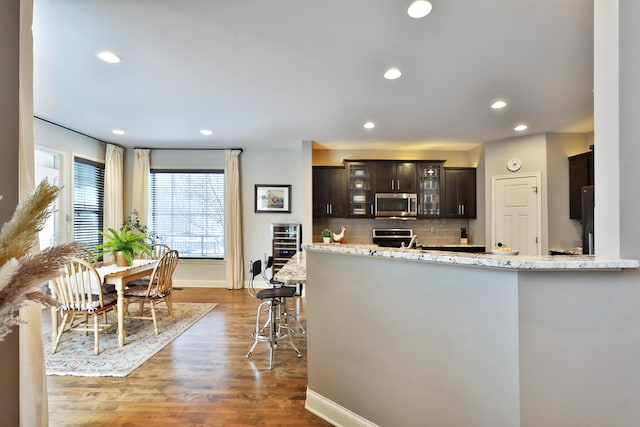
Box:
[507,157,522,172]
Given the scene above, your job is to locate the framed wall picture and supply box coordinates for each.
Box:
[254,184,291,213]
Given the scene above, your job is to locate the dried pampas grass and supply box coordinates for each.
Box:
[0,181,79,341]
[0,180,60,265]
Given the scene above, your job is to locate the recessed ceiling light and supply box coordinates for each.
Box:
[98,51,121,64]
[514,124,528,132]
[112,129,125,135]
[407,0,433,18]
[200,129,213,136]
[384,68,402,80]
[363,122,376,129]
[491,100,507,109]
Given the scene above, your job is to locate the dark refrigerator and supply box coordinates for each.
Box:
[581,185,594,254]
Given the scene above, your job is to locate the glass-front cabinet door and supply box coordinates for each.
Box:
[417,162,444,217]
[345,161,373,217]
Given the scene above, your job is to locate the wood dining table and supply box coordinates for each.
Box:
[96,260,157,347]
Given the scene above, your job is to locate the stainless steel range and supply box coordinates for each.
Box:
[372,228,415,248]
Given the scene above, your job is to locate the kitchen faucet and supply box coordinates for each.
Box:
[401,235,418,249]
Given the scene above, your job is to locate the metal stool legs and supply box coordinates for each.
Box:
[281,294,305,335]
[246,297,302,369]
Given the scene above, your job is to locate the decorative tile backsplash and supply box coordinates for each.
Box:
[314,217,471,246]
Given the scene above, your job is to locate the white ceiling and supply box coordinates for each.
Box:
[32,0,595,151]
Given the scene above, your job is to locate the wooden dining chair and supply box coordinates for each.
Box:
[75,246,96,263]
[138,243,171,260]
[49,246,99,337]
[49,257,118,355]
[128,243,172,289]
[123,249,179,334]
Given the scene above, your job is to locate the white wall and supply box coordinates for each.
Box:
[483,134,549,252]
[594,0,620,257]
[619,0,640,259]
[546,133,591,250]
[306,251,521,427]
[241,148,306,286]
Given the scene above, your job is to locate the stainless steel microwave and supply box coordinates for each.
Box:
[374,193,418,218]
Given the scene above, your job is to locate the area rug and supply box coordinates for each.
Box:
[43,302,217,377]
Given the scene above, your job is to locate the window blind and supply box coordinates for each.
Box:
[150,169,225,259]
[73,157,105,251]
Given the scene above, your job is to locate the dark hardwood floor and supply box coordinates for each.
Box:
[46,288,332,427]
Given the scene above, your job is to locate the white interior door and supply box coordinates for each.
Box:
[492,174,541,255]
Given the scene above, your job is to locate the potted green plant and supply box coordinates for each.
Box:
[321,229,332,244]
[122,209,157,241]
[93,225,153,266]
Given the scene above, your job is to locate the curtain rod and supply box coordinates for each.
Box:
[136,147,243,152]
[33,116,241,152]
[34,116,115,145]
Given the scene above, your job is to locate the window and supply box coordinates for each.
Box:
[150,170,224,259]
[35,148,61,249]
[73,157,105,251]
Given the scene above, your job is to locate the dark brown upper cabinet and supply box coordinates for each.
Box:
[444,167,476,218]
[374,161,416,193]
[417,162,445,217]
[345,161,374,217]
[312,166,346,218]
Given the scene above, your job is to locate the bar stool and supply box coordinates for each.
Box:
[246,259,302,369]
[263,255,305,334]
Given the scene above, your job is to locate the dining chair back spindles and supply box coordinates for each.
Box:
[124,249,179,334]
[49,257,118,354]
[75,247,95,263]
[138,243,171,260]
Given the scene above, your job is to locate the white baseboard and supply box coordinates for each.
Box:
[173,279,227,288]
[305,388,379,427]
[173,279,281,289]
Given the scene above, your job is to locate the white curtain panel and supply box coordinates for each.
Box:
[224,149,244,289]
[104,144,124,230]
[18,1,48,425]
[132,148,150,226]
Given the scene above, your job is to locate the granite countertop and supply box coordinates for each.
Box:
[421,244,485,248]
[304,243,640,271]
[273,251,306,284]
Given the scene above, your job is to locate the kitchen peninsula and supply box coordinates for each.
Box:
[303,244,640,427]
